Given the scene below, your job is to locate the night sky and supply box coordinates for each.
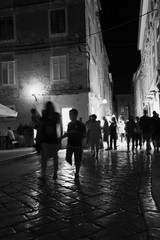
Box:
[100,0,141,94]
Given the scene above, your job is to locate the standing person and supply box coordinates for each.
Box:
[6,127,15,149]
[102,116,109,150]
[30,108,41,130]
[60,109,86,181]
[89,114,102,159]
[151,111,160,153]
[38,101,62,181]
[125,116,136,153]
[139,109,151,154]
[118,119,125,143]
[109,116,117,150]
[135,116,142,150]
[85,115,92,149]
[30,108,41,153]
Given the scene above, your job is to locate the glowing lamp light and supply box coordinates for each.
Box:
[25,79,44,101]
[102,99,107,104]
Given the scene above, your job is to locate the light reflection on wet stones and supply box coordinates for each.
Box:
[0,149,160,239]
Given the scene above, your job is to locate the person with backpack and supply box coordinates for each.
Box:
[38,101,62,181]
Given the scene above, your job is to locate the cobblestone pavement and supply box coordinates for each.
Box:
[0,148,160,240]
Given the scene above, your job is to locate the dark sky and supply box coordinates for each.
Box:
[100,0,141,94]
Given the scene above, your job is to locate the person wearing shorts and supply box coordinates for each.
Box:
[61,109,86,181]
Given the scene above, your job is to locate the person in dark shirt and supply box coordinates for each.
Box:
[61,108,86,181]
[139,109,151,154]
[38,101,62,181]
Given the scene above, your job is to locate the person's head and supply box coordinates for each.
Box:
[102,116,106,121]
[69,108,78,121]
[92,114,97,121]
[136,116,139,122]
[31,108,36,115]
[111,116,116,122]
[45,101,55,116]
[153,110,157,117]
[8,127,11,130]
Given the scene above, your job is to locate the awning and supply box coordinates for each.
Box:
[0,104,18,117]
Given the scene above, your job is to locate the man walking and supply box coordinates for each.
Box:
[140,109,151,154]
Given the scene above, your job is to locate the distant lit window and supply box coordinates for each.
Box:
[49,9,67,36]
[50,55,67,82]
[0,61,15,85]
[0,16,15,41]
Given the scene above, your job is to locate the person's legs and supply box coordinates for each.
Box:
[139,134,142,149]
[74,146,83,180]
[90,139,95,156]
[114,137,117,149]
[132,136,135,153]
[66,145,73,165]
[110,135,113,149]
[40,143,48,177]
[95,140,100,158]
[50,144,59,179]
[127,136,130,151]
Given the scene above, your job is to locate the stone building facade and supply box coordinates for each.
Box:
[133,0,160,117]
[0,0,112,138]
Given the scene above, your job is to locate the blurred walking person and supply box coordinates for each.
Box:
[89,114,102,159]
[125,116,136,153]
[85,115,92,149]
[38,101,62,181]
[109,116,118,150]
[135,116,142,150]
[151,111,160,153]
[118,119,125,143]
[139,109,151,155]
[102,116,110,150]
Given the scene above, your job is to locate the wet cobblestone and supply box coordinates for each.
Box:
[0,148,160,239]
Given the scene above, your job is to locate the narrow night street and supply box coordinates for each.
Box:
[0,145,160,240]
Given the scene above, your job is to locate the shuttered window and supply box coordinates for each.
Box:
[0,61,15,86]
[51,55,67,82]
[0,16,15,41]
[49,9,67,36]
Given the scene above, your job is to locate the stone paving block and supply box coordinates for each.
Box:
[0,215,28,227]
[0,207,32,220]
[14,216,54,232]
[57,222,101,240]
[30,220,69,237]
[35,233,62,240]
[0,227,15,238]
[0,230,35,240]
[144,211,160,228]
[148,227,160,240]
[4,201,26,210]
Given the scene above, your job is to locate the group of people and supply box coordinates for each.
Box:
[99,109,160,155]
[31,101,86,182]
[125,109,160,154]
[31,102,160,183]
[85,114,118,159]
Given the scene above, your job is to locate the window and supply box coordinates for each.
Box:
[49,9,66,36]
[0,16,15,41]
[51,55,67,82]
[0,61,15,85]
